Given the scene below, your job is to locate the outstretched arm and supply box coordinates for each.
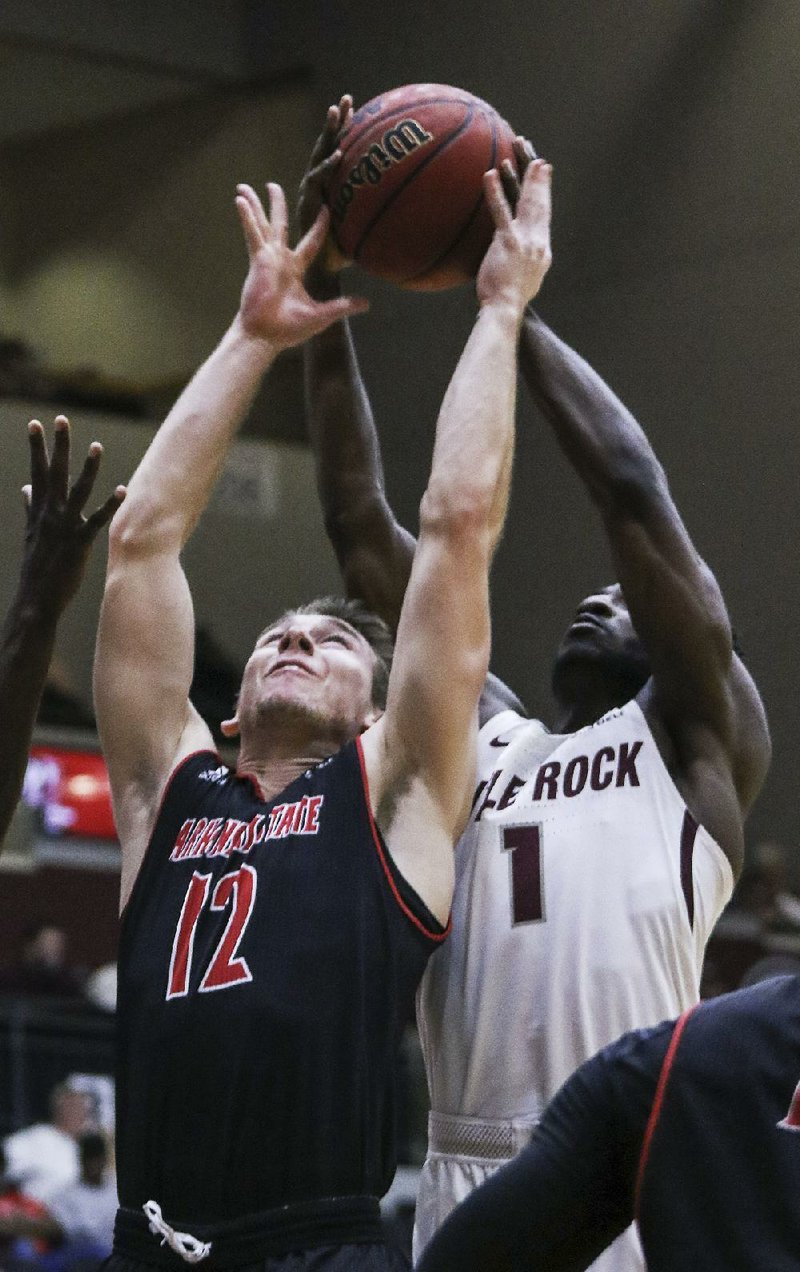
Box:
[0,417,123,849]
[361,161,552,922]
[94,186,367,906]
[300,96,524,720]
[520,309,769,851]
[416,1023,669,1272]
[502,134,768,866]
[300,96,417,630]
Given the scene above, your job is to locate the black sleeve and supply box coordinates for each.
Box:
[416,1021,674,1272]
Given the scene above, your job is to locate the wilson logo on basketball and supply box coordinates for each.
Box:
[330,119,434,223]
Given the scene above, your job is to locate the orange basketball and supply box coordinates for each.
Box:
[325,84,518,291]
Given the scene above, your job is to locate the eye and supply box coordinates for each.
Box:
[323,633,348,645]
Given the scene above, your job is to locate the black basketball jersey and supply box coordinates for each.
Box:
[636,974,800,1270]
[116,742,447,1224]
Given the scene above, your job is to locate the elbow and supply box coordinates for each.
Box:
[107,497,182,561]
[419,476,498,546]
[322,490,383,550]
[594,450,669,519]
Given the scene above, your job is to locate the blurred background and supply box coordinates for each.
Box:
[0,0,798,1259]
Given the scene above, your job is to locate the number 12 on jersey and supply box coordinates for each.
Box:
[166,865,257,999]
[502,824,545,925]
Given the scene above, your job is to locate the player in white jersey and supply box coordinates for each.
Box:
[414,696,732,1270]
[299,111,771,1271]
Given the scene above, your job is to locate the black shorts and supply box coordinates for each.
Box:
[111,1197,409,1272]
[107,1247,407,1272]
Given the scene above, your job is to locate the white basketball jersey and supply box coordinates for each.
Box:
[414,700,733,1269]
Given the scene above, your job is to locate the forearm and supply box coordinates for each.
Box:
[304,277,389,532]
[520,310,663,508]
[304,264,414,626]
[120,318,277,550]
[0,593,59,842]
[417,1054,636,1272]
[425,300,522,546]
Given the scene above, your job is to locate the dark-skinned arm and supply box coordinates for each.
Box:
[301,97,525,722]
[0,416,125,848]
[519,308,770,856]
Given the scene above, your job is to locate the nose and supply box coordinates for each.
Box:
[278,628,313,654]
[576,593,613,620]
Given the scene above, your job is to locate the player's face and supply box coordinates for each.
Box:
[237,612,379,740]
[552,584,650,692]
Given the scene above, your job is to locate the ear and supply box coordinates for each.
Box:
[220,715,240,739]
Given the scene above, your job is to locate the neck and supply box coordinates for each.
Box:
[236,719,361,801]
[236,751,332,801]
[552,672,638,734]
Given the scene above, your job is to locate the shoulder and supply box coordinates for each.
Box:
[479,674,527,727]
[478,707,537,746]
[539,1020,675,1162]
[687,975,800,1040]
[639,654,770,814]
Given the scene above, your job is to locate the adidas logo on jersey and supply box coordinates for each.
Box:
[197,765,228,785]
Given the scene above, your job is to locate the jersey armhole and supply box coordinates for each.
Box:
[119,749,222,922]
[354,736,450,944]
[633,1003,699,1220]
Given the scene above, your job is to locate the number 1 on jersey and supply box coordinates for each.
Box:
[166,865,257,999]
[502,824,544,924]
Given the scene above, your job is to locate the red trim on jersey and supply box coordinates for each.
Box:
[236,767,268,802]
[355,736,450,943]
[159,750,223,819]
[634,1002,699,1220]
[120,749,221,920]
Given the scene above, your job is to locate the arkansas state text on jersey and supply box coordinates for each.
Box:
[116,742,447,1224]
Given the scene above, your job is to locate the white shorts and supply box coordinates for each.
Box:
[412,1112,645,1272]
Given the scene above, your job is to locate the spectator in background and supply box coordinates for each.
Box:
[0,416,124,851]
[46,1133,118,1268]
[703,840,800,996]
[3,1083,93,1204]
[0,1142,55,1265]
[742,840,800,932]
[84,963,117,1013]
[0,923,85,1000]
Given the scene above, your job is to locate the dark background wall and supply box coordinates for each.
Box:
[298,0,799,855]
[0,0,796,901]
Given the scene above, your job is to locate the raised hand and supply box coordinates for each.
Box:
[236,182,367,349]
[21,415,126,616]
[476,154,552,315]
[498,135,537,211]
[297,94,353,263]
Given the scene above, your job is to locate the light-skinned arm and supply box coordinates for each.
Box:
[93,186,367,908]
[301,95,525,720]
[360,161,552,923]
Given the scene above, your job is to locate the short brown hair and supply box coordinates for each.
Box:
[276,596,394,709]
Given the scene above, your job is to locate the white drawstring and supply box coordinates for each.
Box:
[143,1200,212,1263]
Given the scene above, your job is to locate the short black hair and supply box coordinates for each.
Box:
[274,596,394,710]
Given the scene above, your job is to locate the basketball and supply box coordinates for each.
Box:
[324,84,518,291]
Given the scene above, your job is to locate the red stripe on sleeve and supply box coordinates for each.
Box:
[634,1003,699,1221]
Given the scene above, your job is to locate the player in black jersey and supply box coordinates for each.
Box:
[93,164,552,1271]
[416,973,800,1271]
[0,416,123,849]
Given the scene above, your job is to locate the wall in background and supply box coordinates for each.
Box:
[0,0,797,859]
